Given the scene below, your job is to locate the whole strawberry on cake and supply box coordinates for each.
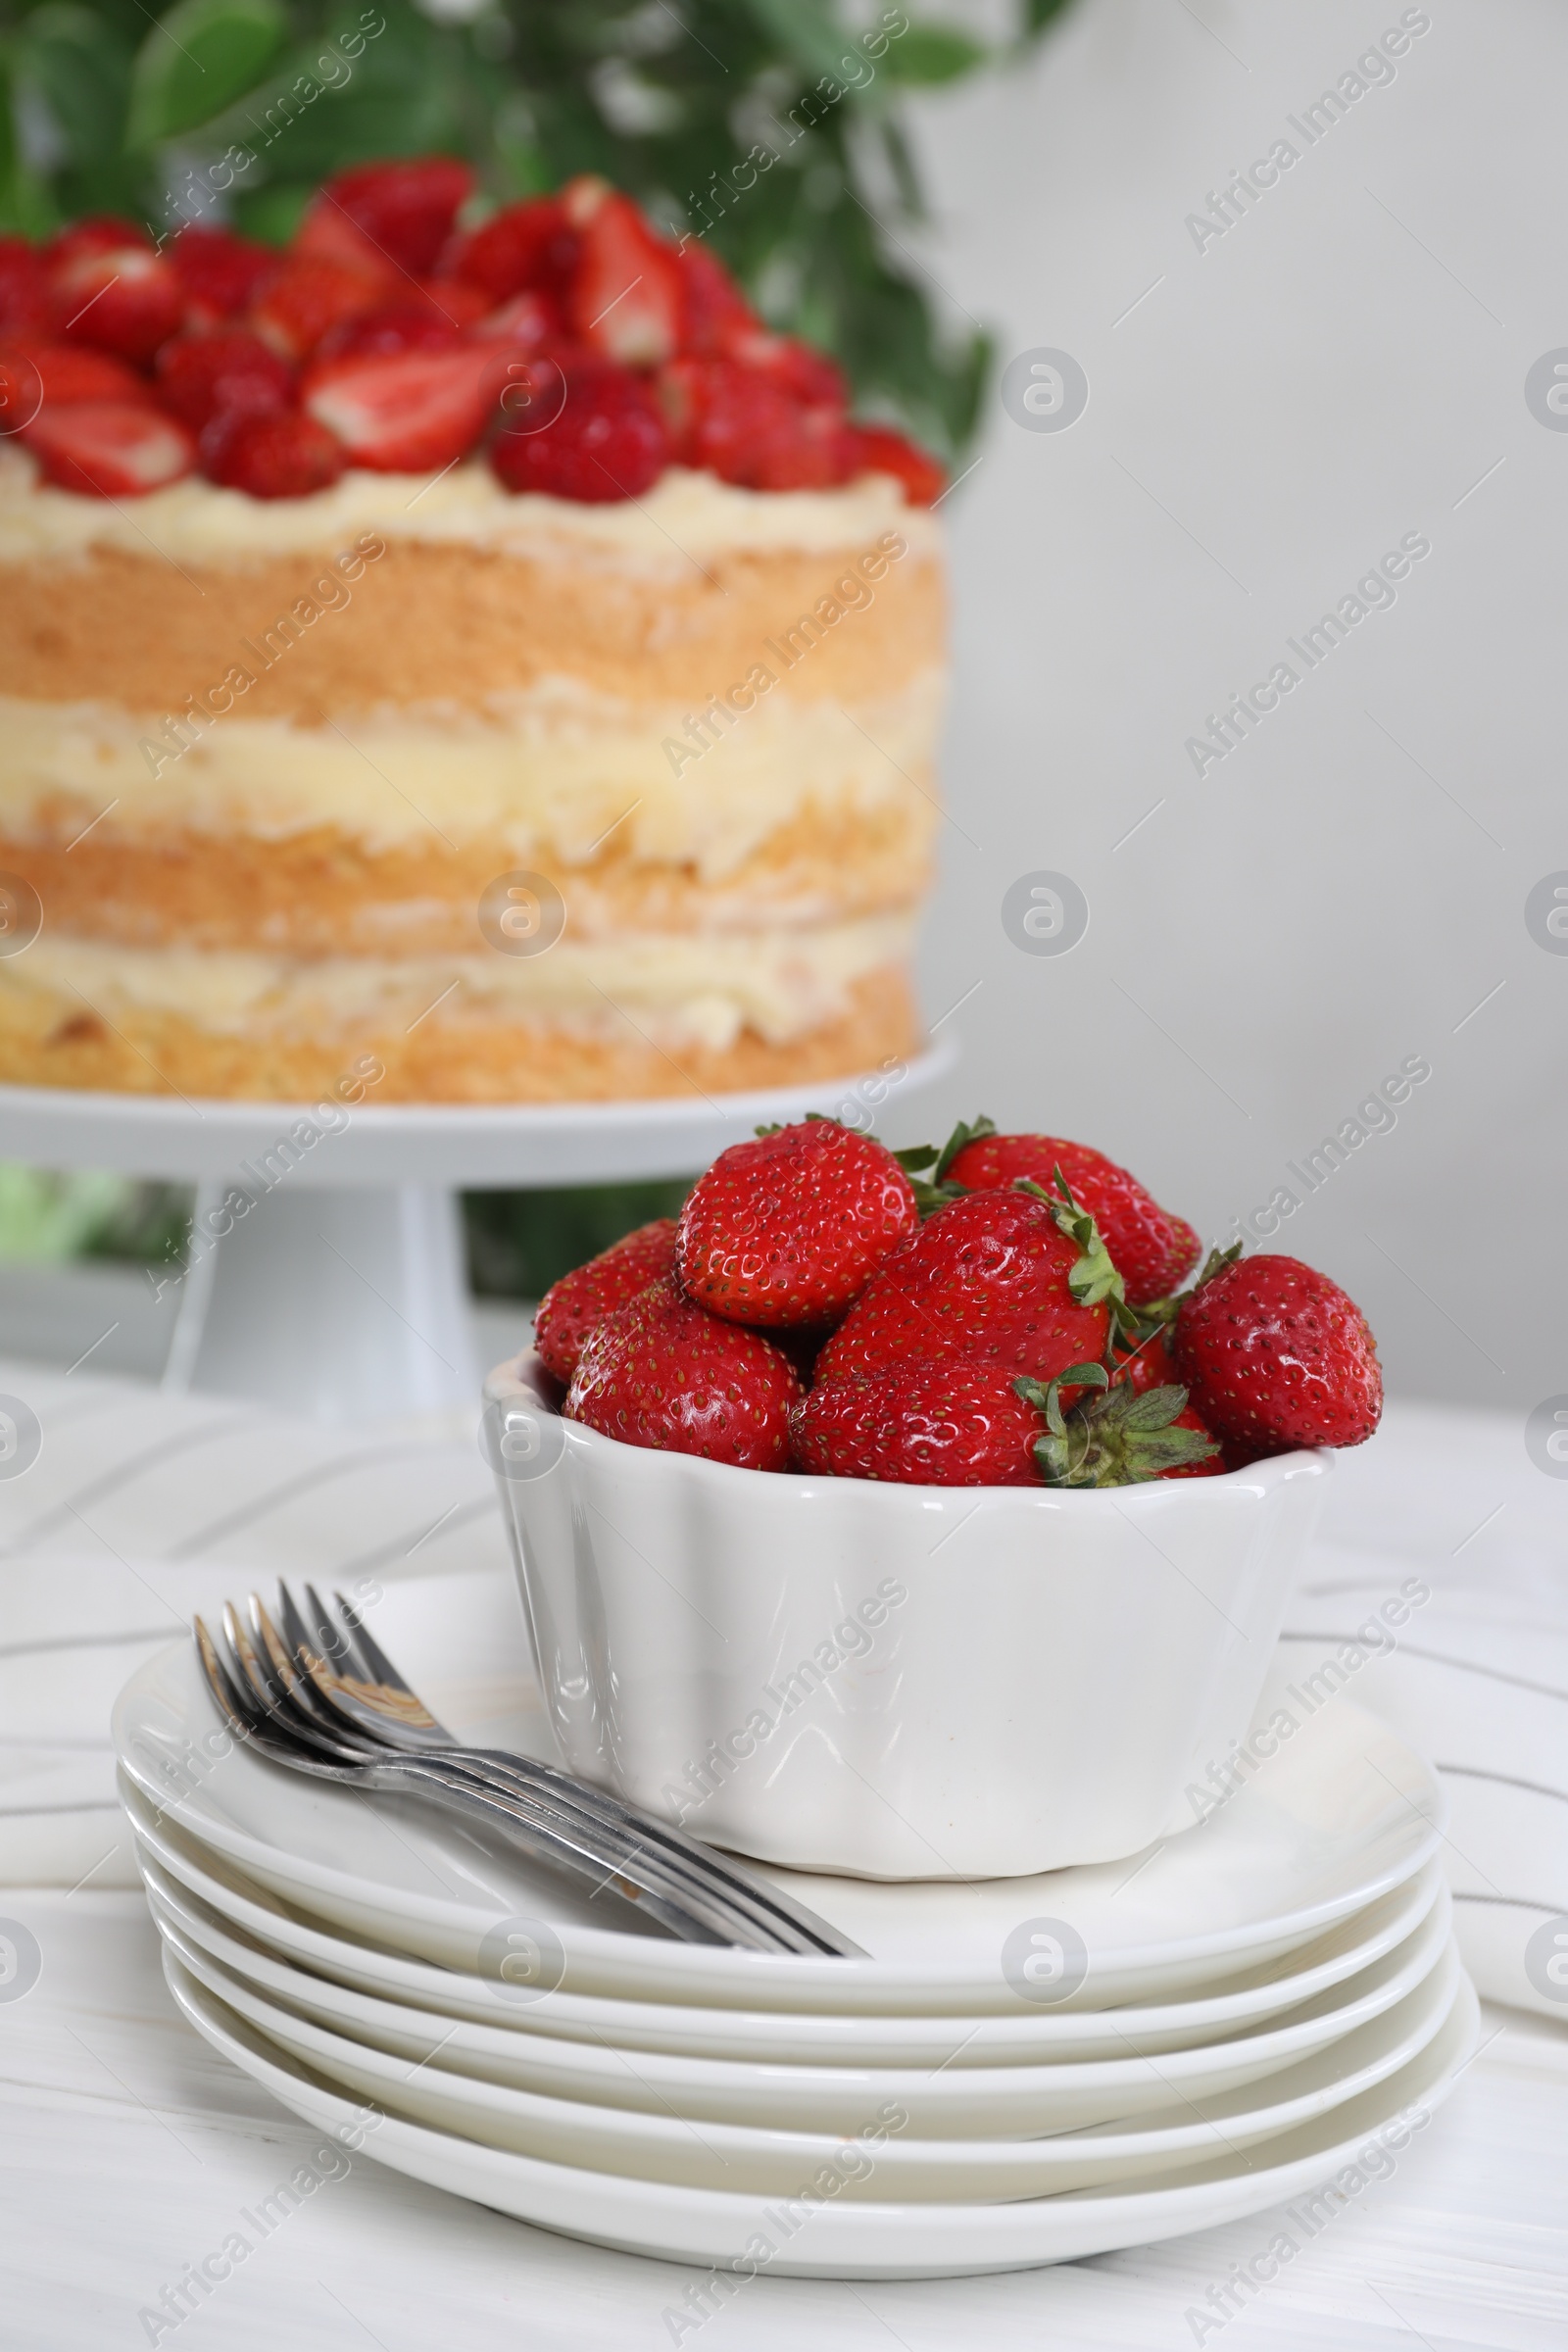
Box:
[0,163,946,1102]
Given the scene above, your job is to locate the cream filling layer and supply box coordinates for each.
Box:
[0,453,939,572]
[6,916,912,1052]
[0,675,945,876]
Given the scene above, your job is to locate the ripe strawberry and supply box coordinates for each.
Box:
[1110,1329,1178,1394]
[201,406,344,500]
[564,177,682,368]
[533,1218,676,1386]
[0,239,56,341]
[491,358,668,502]
[793,1358,1051,1486]
[847,424,946,508]
[318,158,474,277]
[24,399,194,497]
[1161,1406,1226,1477]
[1106,1335,1226,1479]
[304,344,509,471]
[1172,1253,1382,1453]
[1022,1360,1222,1486]
[675,1121,918,1330]
[44,219,182,364]
[945,1134,1200,1308]
[167,224,274,325]
[566,1276,801,1470]
[250,255,386,361]
[450,196,578,306]
[813,1189,1109,1389]
[674,238,754,352]
[156,329,292,430]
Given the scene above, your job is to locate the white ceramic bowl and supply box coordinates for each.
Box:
[483,1352,1331,1881]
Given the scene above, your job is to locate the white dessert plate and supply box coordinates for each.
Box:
[163,1951,1480,2278]
[125,1785,1444,2067]
[114,1638,1445,2013]
[141,1858,1452,2138]
[154,1908,1461,2202]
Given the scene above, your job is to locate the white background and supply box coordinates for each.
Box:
[894,0,1564,1414]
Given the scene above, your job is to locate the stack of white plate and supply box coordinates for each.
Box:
[112,1592,1477,2281]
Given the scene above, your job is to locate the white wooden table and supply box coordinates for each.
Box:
[1,1348,1564,2347]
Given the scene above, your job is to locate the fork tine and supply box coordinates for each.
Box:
[275,1582,323,1679]
[221,1600,280,1725]
[249,1595,371,1758]
[194,1613,255,1737]
[301,1580,356,1671]
[286,1581,451,1746]
[275,1583,363,1730]
[329,1586,452,1736]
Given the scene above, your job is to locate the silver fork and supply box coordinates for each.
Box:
[277,1581,858,1957]
[193,1591,862,1957]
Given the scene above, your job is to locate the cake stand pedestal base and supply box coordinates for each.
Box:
[162,1182,474,1422]
[1,1041,956,1423]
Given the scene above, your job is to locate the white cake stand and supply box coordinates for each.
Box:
[0,1040,956,1421]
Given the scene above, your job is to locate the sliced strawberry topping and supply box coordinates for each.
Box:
[44,217,182,365]
[0,349,42,435]
[565,180,681,368]
[449,197,577,305]
[416,277,491,328]
[720,324,847,409]
[156,329,293,430]
[4,342,156,413]
[471,288,559,349]
[303,344,510,473]
[24,400,194,497]
[1,170,906,511]
[674,238,754,353]
[249,255,387,361]
[847,424,946,507]
[0,239,56,342]
[202,406,345,500]
[168,224,274,326]
[490,357,668,502]
[315,300,466,365]
[321,158,474,277]
[291,199,402,287]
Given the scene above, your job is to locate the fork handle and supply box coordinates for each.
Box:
[356,1752,800,1951]
[444,1743,863,1959]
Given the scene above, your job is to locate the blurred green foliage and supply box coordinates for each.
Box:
[0,1166,190,1261]
[0,0,1075,459]
[0,1164,685,1298]
[465,1178,691,1299]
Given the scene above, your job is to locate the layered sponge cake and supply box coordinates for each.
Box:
[0,164,946,1102]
